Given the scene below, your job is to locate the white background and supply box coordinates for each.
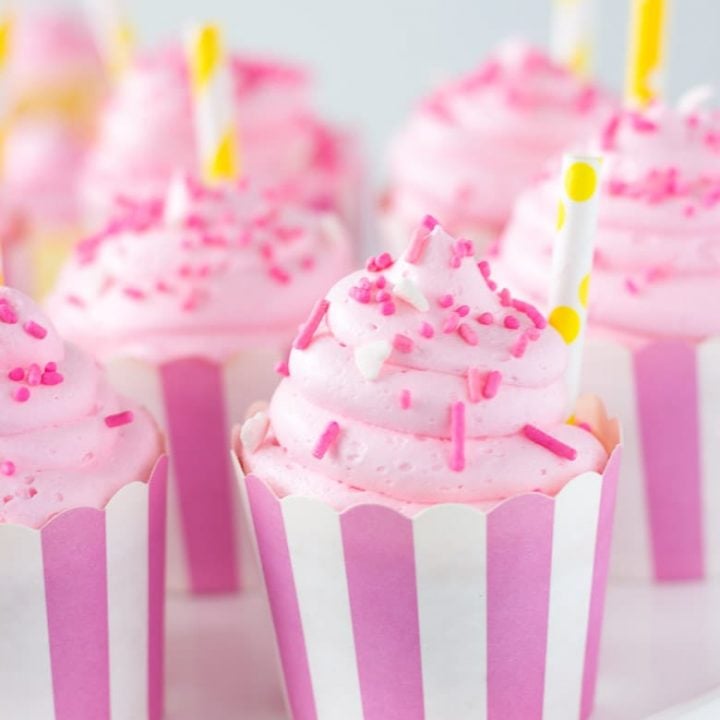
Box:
[123,0,720,176]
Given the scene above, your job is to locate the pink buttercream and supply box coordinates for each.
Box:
[497,102,720,339]
[0,288,161,528]
[81,44,361,224]
[385,40,614,246]
[243,222,607,512]
[47,177,351,363]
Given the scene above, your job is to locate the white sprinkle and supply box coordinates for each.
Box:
[393,276,429,312]
[240,411,270,453]
[353,340,392,381]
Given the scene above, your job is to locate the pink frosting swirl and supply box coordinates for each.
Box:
[243,221,607,512]
[386,40,615,243]
[48,177,352,363]
[498,103,720,339]
[0,288,161,528]
[81,44,359,222]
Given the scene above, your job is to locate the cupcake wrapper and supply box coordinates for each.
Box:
[236,416,620,720]
[107,350,279,594]
[584,338,720,581]
[0,457,167,720]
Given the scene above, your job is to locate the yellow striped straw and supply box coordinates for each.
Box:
[185,23,239,185]
[550,0,593,77]
[548,154,602,410]
[85,0,135,79]
[625,0,667,107]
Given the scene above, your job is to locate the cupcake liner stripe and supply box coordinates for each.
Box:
[243,448,620,720]
[0,458,167,720]
[583,338,719,580]
[161,358,239,593]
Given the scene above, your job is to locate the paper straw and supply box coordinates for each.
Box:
[625,0,667,107]
[550,0,594,77]
[185,23,239,185]
[84,0,135,78]
[548,154,602,410]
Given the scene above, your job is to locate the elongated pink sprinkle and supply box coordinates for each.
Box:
[406,214,438,264]
[41,371,64,386]
[483,370,502,399]
[419,321,435,338]
[511,299,547,329]
[293,298,330,349]
[312,421,340,459]
[393,334,414,353]
[456,305,470,317]
[458,323,478,346]
[381,301,396,316]
[26,364,41,386]
[523,424,577,460]
[400,389,412,409]
[123,286,145,300]
[499,288,512,307]
[467,368,483,403]
[510,333,530,358]
[269,266,291,284]
[8,367,24,381]
[443,313,460,333]
[438,294,454,308]
[105,411,134,428]
[274,360,290,377]
[477,312,494,325]
[23,321,47,339]
[376,290,391,303]
[503,316,520,330]
[45,362,57,372]
[478,260,491,278]
[12,387,30,403]
[0,303,18,324]
[450,402,466,472]
[0,461,15,476]
[625,278,640,295]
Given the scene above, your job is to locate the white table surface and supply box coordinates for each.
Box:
[166,581,720,720]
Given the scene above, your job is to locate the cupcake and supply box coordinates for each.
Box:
[237,221,620,719]
[47,177,351,593]
[81,45,363,236]
[1,117,88,298]
[383,40,614,253]
[0,287,166,720]
[497,102,720,580]
[3,5,107,131]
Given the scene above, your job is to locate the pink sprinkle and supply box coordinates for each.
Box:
[45,362,57,372]
[419,321,435,338]
[274,360,290,377]
[577,421,593,433]
[601,113,621,151]
[458,323,478,346]
[105,410,134,428]
[478,260,491,278]
[523,424,577,461]
[41,371,64,386]
[449,402,466,472]
[456,304,470,317]
[625,278,640,295]
[684,205,697,218]
[375,252,394,270]
[0,303,18,324]
[293,298,330,350]
[376,290,391,303]
[438,294,454,308]
[26,364,41,386]
[467,368,483,403]
[400,389,412,409]
[300,255,315,271]
[499,288,512,307]
[477,312,494,325]
[312,421,341,459]
[375,276,387,289]
[350,286,371,304]
[510,333,530,358]
[381,302,396,316]
[483,370,502,399]
[8,367,24,382]
[23,321,47,339]
[0,461,15,476]
[503,315,520,330]
[393,334,414,353]
[443,313,460,333]
[631,113,658,133]
[405,215,438,264]
[122,286,146,300]
[269,266,291,284]
[12,387,30,403]
[511,299,547,329]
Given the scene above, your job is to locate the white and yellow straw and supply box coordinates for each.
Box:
[548,154,602,409]
[625,0,667,108]
[550,0,594,77]
[185,23,239,185]
[85,0,135,78]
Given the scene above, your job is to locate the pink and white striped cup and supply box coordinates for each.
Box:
[236,400,621,720]
[0,456,167,720]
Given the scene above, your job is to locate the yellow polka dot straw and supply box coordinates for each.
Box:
[625,0,667,108]
[85,0,135,79]
[185,23,239,185]
[550,0,593,77]
[548,154,602,410]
